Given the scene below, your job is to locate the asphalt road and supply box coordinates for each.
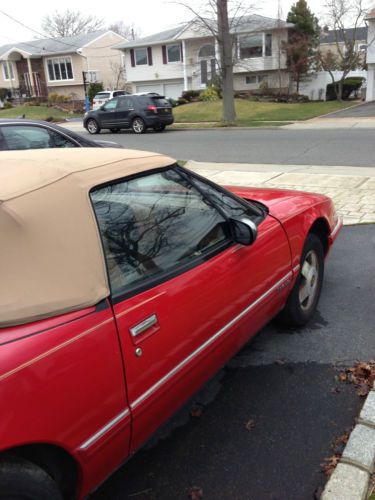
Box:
[91,225,375,500]
[86,128,375,166]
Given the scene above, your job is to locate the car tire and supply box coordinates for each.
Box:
[132,117,146,134]
[86,119,101,135]
[110,128,120,133]
[278,233,324,327]
[0,456,63,500]
[153,124,166,132]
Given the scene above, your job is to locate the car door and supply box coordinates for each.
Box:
[114,97,134,128]
[90,166,292,453]
[98,98,119,128]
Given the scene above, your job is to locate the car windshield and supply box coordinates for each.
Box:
[152,97,171,106]
[94,93,110,99]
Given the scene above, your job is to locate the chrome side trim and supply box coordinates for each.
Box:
[131,271,293,410]
[293,264,300,275]
[78,409,130,450]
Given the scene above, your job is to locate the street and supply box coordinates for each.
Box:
[79,127,375,166]
[91,225,375,499]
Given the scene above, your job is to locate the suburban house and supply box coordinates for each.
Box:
[365,9,375,101]
[0,30,125,100]
[319,26,368,59]
[299,27,367,101]
[112,15,294,99]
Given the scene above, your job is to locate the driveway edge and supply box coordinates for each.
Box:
[322,384,375,499]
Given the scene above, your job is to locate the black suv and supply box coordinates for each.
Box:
[83,94,174,134]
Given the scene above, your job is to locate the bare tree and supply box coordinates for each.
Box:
[108,21,141,40]
[316,0,369,99]
[178,0,255,123]
[41,10,104,38]
[108,60,132,90]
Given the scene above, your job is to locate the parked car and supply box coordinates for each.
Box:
[84,94,174,134]
[0,148,342,499]
[0,119,122,150]
[92,90,131,110]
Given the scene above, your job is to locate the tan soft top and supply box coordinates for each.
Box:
[0,148,175,327]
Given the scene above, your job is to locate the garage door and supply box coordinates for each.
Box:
[164,83,184,100]
[136,84,163,95]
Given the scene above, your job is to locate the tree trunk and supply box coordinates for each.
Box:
[217,0,236,123]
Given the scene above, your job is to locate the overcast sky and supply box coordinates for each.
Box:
[0,0,335,47]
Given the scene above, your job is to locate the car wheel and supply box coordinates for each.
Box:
[278,233,324,327]
[86,119,100,135]
[0,456,63,500]
[153,124,166,132]
[132,117,146,134]
[110,128,120,133]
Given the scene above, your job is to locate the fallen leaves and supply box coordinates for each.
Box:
[321,453,340,477]
[339,360,375,397]
[188,486,203,499]
[244,419,256,431]
[190,405,204,418]
[321,429,351,476]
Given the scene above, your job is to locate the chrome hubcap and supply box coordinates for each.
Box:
[299,250,319,311]
[87,120,97,133]
[133,119,143,133]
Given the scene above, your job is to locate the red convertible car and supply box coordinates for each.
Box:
[0,149,342,499]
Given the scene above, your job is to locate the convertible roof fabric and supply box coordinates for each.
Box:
[0,148,174,327]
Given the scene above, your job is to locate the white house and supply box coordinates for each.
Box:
[113,15,294,99]
[366,9,375,101]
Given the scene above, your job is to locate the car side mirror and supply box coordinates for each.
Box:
[230,217,258,246]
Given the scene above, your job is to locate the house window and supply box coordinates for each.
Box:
[167,44,181,63]
[201,60,208,84]
[245,74,268,85]
[46,57,73,81]
[135,48,148,65]
[2,62,15,80]
[85,70,100,83]
[240,34,263,59]
[246,75,257,84]
[265,34,272,56]
[199,44,215,58]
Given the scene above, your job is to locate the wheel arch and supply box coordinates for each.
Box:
[308,217,330,256]
[1,443,80,499]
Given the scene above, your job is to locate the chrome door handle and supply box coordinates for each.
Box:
[130,314,158,337]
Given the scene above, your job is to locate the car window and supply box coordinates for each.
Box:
[185,171,265,222]
[152,97,171,107]
[94,92,110,99]
[102,98,118,110]
[0,125,76,150]
[91,169,229,299]
[113,91,126,97]
[117,97,134,111]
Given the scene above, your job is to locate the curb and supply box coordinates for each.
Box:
[322,384,375,499]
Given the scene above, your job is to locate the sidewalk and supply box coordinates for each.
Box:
[284,117,375,129]
[185,160,375,226]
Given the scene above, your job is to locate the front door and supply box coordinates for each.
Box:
[91,166,292,452]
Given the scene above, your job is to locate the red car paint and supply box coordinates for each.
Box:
[0,185,341,499]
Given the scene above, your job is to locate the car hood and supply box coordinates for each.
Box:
[226,186,329,221]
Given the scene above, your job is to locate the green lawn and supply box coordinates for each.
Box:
[0,105,82,121]
[173,99,358,125]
